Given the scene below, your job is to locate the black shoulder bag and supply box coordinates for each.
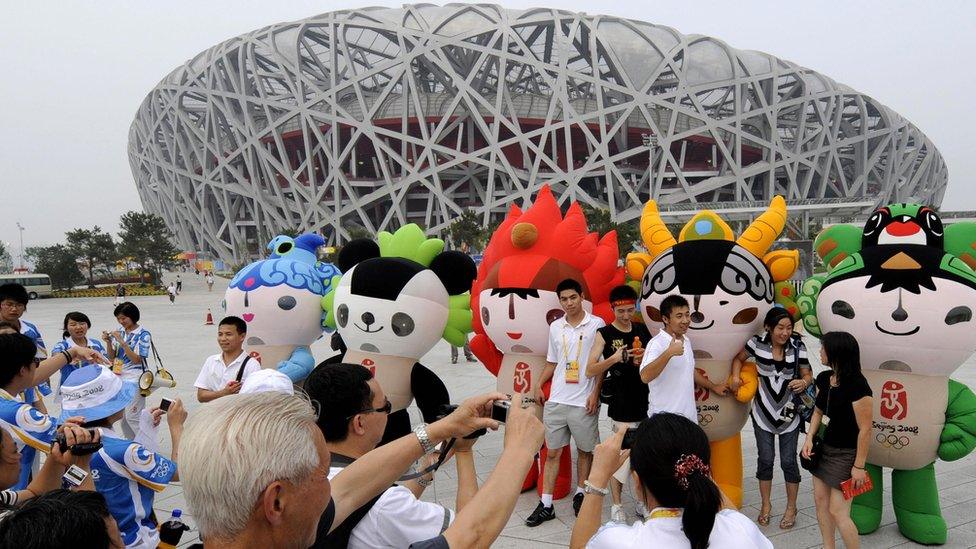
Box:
[800,384,830,472]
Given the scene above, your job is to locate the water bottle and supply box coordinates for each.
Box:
[159,509,189,548]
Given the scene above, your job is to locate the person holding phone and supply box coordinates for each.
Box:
[103,302,151,439]
[802,332,873,549]
[60,364,187,549]
[194,316,258,403]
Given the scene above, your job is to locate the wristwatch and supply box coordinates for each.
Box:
[413,422,436,455]
[417,475,434,487]
[583,480,609,496]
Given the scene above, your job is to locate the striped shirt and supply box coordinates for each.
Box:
[744,335,810,435]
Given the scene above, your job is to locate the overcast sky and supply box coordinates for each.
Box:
[2,0,974,256]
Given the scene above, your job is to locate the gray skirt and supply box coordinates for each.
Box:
[811,443,856,490]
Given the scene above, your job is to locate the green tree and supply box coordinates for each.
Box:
[66,226,116,288]
[580,204,641,256]
[0,242,11,272]
[448,210,488,251]
[25,245,83,290]
[117,211,181,286]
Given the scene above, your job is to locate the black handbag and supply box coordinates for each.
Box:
[800,385,830,472]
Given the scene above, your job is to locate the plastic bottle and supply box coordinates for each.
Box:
[159,509,189,548]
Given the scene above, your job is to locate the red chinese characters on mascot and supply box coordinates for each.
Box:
[470,185,623,497]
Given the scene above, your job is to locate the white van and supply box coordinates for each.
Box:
[0,273,53,299]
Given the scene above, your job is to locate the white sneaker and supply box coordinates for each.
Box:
[610,504,626,523]
[635,501,649,520]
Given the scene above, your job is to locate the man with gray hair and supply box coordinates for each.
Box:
[180,390,506,548]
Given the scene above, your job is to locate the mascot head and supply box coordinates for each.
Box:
[627,196,799,360]
[471,185,624,356]
[226,234,340,347]
[799,204,976,374]
[322,225,477,359]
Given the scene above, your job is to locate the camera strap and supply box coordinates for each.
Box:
[396,437,456,481]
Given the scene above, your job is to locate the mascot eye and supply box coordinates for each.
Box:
[276,241,293,255]
[277,296,297,310]
[481,307,490,326]
[732,307,758,325]
[337,304,349,327]
[923,210,944,236]
[546,309,565,325]
[863,209,888,236]
[392,312,415,336]
[831,300,856,320]
[945,306,972,325]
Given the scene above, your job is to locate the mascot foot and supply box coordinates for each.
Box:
[521,457,540,492]
[895,510,947,545]
[850,500,882,535]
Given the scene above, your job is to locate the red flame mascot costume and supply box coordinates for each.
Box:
[470,185,624,496]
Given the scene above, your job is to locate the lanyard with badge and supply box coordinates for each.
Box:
[562,330,584,383]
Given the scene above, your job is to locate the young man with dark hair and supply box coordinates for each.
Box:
[304,362,480,549]
[639,294,719,423]
[0,489,124,548]
[0,283,51,411]
[194,316,258,403]
[527,278,605,526]
[584,284,651,522]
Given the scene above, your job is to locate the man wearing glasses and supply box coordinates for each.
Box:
[305,363,480,549]
[0,284,51,412]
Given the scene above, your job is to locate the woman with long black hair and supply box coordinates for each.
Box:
[731,307,812,528]
[571,413,772,548]
[802,331,873,549]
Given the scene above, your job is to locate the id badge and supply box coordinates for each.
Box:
[565,360,580,383]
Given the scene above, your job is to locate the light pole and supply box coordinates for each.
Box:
[15,222,25,271]
[641,134,658,196]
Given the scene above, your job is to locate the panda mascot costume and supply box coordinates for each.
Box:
[322,224,478,443]
[225,233,340,382]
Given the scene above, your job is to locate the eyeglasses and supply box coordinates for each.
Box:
[346,398,392,420]
[0,302,26,310]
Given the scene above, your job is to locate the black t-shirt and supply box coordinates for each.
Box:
[814,371,872,449]
[598,323,651,422]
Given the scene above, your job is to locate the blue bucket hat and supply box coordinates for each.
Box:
[59,365,138,423]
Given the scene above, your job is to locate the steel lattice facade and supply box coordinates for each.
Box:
[128,4,948,264]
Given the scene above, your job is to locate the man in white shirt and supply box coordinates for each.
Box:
[194,316,259,402]
[305,362,479,549]
[640,295,727,422]
[526,278,605,526]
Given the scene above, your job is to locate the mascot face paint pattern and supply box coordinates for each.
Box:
[480,288,590,355]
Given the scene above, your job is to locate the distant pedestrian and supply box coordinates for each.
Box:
[451,336,477,364]
[176,274,183,294]
[167,283,176,304]
[114,283,126,306]
[205,273,215,292]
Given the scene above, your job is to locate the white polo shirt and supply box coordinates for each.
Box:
[193,351,259,392]
[327,467,453,549]
[640,330,697,422]
[546,312,605,407]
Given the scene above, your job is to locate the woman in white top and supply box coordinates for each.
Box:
[571,412,773,549]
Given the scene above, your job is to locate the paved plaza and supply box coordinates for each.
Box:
[25,272,976,548]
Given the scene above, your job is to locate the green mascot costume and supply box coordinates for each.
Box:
[798,203,976,544]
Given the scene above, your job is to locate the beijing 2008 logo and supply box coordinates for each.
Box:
[513,362,531,393]
[880,380,908,421]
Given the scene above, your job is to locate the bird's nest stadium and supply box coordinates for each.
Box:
[128,4,947,264]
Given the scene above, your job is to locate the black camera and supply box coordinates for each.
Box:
[53,429,102,456]
[435,404,487,439]
[491,400,511,423]
[621,427,639,450]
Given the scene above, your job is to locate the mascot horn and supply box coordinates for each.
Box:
[322,224,477,444]
[225,234,340,382]
[626,196,800,507]
[798,204,976,545]
[471,184,624,497]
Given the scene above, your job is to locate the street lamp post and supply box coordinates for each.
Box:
[15,222,25,271]
[641,134,658,197]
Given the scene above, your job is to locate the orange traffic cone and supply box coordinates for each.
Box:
[205,309,214,325]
